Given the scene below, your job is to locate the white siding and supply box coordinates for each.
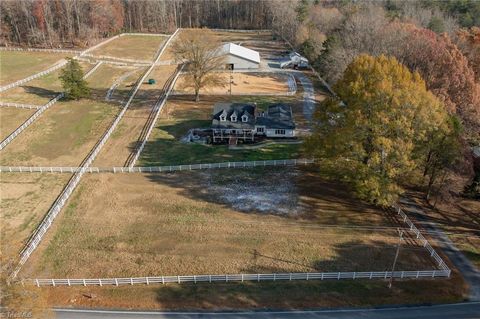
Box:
[265,129,295,138]
[225,54,259,69]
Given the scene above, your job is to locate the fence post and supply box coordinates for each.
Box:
[36,279,39,287]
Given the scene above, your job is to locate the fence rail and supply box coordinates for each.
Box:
[0,60,67,92]
[0,47,81,54]
[31,269,451,287]
[0,61,101,151]
[27,199,451,288]
[0,102,40,109]
[0,159,314,174]
[82,53,152,65]
[11,29,181,279]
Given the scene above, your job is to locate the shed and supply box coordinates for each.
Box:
[220,43,260,70]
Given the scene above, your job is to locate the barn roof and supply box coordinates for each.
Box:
[221,43,260,64]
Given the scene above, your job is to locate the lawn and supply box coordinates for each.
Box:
[0,173,72,256]
[137,95,303,167]
[0,61,93,105]
[91,35,167,61]
[0,98,117,166]
[29,168,434,279]
[0,50,73,86]
[0,107,36,140]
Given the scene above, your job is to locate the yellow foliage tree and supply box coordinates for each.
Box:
[306,54,450,206]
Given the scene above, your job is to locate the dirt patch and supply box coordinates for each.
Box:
[174,72,290,95]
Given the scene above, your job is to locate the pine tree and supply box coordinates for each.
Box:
[59,58,90,100]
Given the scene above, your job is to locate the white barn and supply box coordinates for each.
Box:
[220,43,260,70]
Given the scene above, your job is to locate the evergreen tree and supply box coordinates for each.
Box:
[59,58,90,100]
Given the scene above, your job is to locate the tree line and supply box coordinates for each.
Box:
[0,0,272,47]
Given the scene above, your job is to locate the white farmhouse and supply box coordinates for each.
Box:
[220,43,260,70]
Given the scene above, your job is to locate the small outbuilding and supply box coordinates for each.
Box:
[220,43,260,70]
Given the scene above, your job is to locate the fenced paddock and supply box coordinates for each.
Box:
[0,159,314,174]
[27,189,450,287]
[10,30,180,279]
[31,270,450,287]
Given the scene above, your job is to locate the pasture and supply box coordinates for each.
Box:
[28,168,433,279]
[0,50,73,86]
[90,35,167,61]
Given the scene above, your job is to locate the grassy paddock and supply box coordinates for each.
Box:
[0,51,73,86]
[93,65,178,167]
[138,95,303,167]
[0,61,93,105]
[30,168,433,278]
[0,107,36,140]
[0,173,72,255]
[0,98,117,166]
[91,35,167,61]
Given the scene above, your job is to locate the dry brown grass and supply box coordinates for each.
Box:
[93,65,178,167]
[91,35,167,61]
[0,99,117,166]
[0,62,93,105]
[0,107,36,140]
[29,168,434,279]
[0,173,72,255]
[0,51,73,86]
[174,72,290,95]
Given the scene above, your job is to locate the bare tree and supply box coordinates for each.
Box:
[172,29,226,102]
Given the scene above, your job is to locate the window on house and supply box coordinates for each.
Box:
[242,115,248,122]
[231,129,236,134]
[275,129,286,135]
[220,115,226,121]
[256,127,264,133]
[231,116,237,122]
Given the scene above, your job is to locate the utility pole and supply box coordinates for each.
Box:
[229,69,233,95]
[388,228,404,289]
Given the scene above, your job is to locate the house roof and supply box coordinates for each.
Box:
[212,103,256,129]
[221,43,260,64]
[256,103,295,129]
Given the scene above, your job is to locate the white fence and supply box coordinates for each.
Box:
[0,60,67,92]
[11,29,180,279]
[0,47,81,54]
[1,159,314,174]
[28,200,451,288]
[128,65,184,167]
[82,53,152,65]
[0,93,64,150]
[0,102,40,109]
[122,32,171,37]
[0,62,101,151]
[31,269,451,287]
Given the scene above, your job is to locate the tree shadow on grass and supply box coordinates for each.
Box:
[152,239,453,310]
[21,85,59,99]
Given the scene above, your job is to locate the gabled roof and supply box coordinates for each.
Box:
[221,43,260,64]
[212,103,256,129]
[256,103,295,130]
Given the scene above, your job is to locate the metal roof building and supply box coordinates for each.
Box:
[220,43,260,70]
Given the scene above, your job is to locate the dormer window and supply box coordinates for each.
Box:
[220,115,226,121]
[242,114,248,122]
[231,115,237,122]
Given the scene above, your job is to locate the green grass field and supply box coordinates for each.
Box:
[0,107,36,140]
[138,95,302,166]
[0,50,72,86]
